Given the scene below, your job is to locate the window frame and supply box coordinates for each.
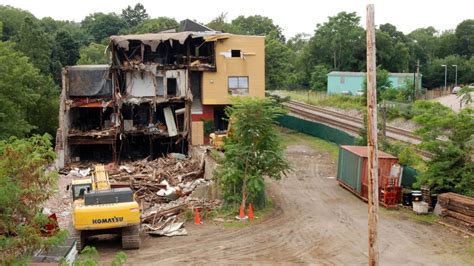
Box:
[228,76,249,96]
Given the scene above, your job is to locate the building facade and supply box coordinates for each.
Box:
[327,71,422,95]
[56,28,265,167]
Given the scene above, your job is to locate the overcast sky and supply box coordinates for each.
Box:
[1,0,472,38]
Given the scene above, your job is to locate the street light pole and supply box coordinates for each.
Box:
[452,65,458,87]
[441,64,447,90]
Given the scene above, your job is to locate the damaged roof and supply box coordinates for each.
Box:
[109,31,228,52]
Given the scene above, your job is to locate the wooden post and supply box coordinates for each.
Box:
[366,4,379,266]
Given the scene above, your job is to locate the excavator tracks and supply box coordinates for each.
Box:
[122,225,141,249]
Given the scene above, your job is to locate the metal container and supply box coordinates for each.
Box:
[337,145,399,201]
[403,190,413,206]
[411,190,422,202]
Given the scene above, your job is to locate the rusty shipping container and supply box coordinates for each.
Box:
[337,145,399,201]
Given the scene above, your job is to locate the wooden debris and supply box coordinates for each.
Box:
[438,192,474,233]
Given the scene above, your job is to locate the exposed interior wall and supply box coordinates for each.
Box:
[125,69,188,98]
[202,35,265,105]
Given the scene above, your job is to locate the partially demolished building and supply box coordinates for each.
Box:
[56,22,265,167]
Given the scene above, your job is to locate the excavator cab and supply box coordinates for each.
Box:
[70,179,92,201]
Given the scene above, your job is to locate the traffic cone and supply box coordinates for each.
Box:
[248,203,254,220]
[239,204,245,219]
[194,207,201,225]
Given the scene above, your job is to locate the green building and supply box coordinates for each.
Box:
[327,71,422,95]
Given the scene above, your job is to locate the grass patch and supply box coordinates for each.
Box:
[466,238,474,258]
[381,207,438,224]
[275,90,365,111]
[209,199,275,228]
[279,128,339,161]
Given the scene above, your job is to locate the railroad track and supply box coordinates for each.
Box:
[285,101,422,145]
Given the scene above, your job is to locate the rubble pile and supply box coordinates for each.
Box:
[107,154,222,234]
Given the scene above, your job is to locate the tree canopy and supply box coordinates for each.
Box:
[81,12,127,43]
[121,3,149,27]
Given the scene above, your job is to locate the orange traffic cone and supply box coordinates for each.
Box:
[248,203,254,220]
[239,204,245,219]
[194,207,201,224]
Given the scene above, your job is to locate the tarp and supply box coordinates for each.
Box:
[67,65,112,97]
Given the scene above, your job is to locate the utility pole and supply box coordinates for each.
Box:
[366,4,379,266]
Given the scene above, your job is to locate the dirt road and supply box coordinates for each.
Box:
[98,139,471,265]
[434,93,473,112]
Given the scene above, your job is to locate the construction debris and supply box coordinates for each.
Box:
[107,154,221,235]
[145,216,187,237]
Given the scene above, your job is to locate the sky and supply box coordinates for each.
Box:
[1,0,473,38]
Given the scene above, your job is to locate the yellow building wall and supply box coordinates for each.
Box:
[202,35,265,105]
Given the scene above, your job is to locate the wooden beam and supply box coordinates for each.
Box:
[366,4,379,266]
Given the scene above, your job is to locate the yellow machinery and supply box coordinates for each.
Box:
[209,118,234,149]
[70,165,141,251]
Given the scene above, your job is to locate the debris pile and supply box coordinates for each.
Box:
[106,154,222,235]
[438,192,474,234]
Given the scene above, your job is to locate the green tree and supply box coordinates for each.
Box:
[408,27,439,61]
[422,55,473,89]
[309,65,328,91]
[121,3,149,27]
[0,41,58,138]
[0,5,35,41]
[216,97,290,207]
[81,13,127,43]
[125,17,178,34]
[376,25,410,72]
[51,30,80,70]
[265,32,292,89]
[16,17,52,74]
[206,12,236,33]
[39,18,92,47]
[231,15,285,42]
[0,134,67,264]
[77,42,110,64]
[286,33,312,89]
[455,19,474,58]
[437,30,457,58]
[49,30,80,83]
[413,102,473,196]
[308,12,365,72]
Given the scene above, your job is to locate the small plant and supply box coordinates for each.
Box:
[65,246,127,266]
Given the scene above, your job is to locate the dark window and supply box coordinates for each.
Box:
[167,78,177,96]
[231,50,241,57]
